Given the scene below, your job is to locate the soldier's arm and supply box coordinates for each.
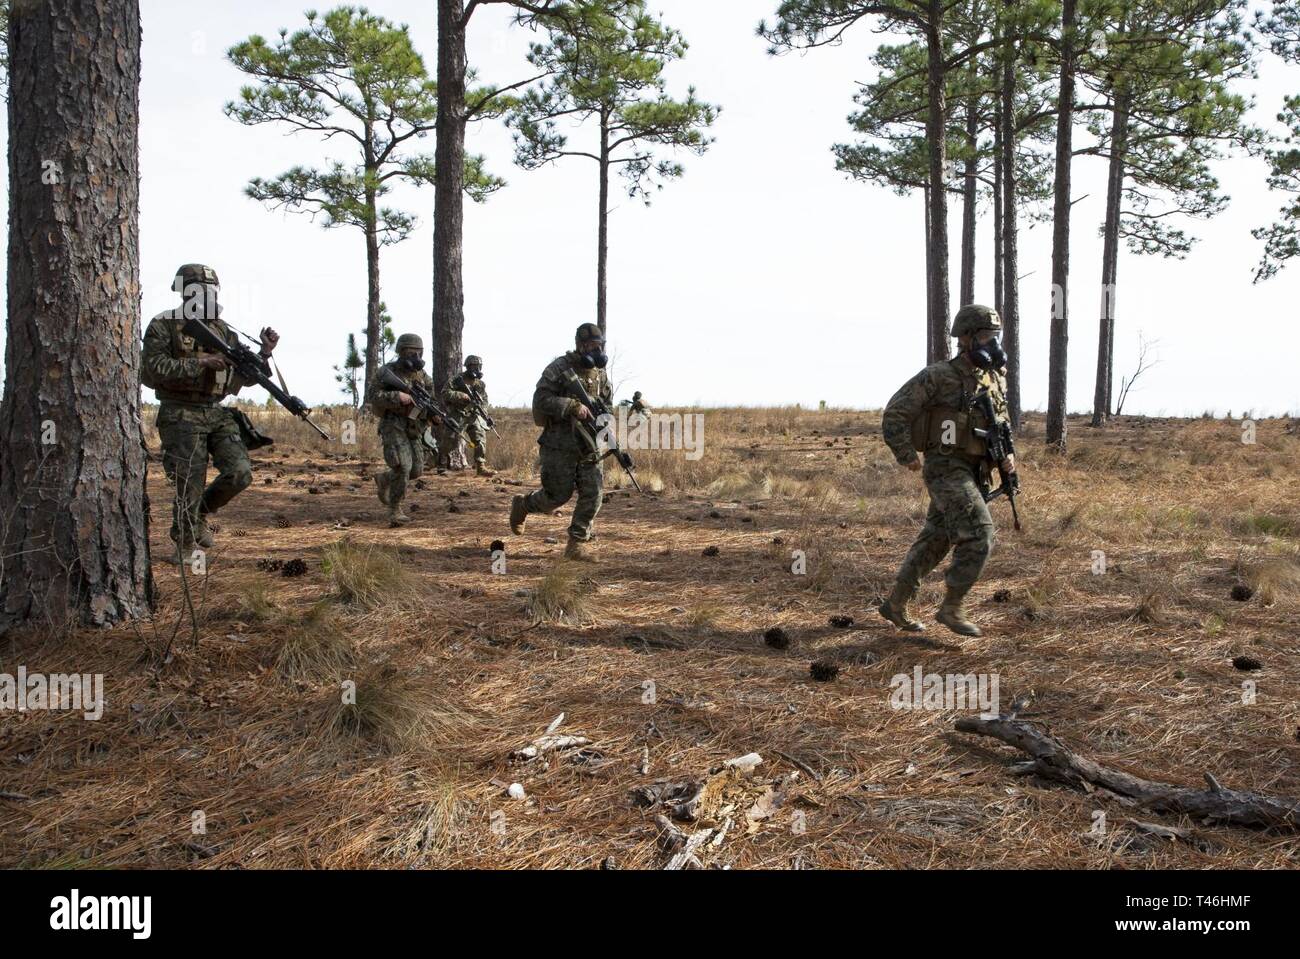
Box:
[533,364,580,421]
[223,328,273,397]
[367,375,409,414]
[881,369,935,466]
[993,372,1011,422]
[599,373,613,408]
[442,386,473,410]
[141,316,203,386]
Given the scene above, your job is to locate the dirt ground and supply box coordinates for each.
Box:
[1,407,1298,868]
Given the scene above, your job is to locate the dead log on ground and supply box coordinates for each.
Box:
[955,717,1300,829]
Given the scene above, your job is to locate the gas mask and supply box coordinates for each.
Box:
[578,345,608,370]
[400,355,426,373]
[971,335,1006,371]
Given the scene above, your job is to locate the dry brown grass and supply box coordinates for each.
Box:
[527,561,594,625]
[321,537,412,610]
[2,408,1298,869]
[270,602,356,683]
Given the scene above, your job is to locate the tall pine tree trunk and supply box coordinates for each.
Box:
[1046,0,1077,452]
[925,1,951,362]
[1000,40,1022,429]
[363,140,381,395]
[433,0,468,468]
[1092,88,1129,429]
[993,98,1004,318]
[0,0,152,632]
[924,185,934,362]
[597,108,610,334]
[960,95,978,308]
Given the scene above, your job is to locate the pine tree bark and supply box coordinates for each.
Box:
[363,132,381,396]
[433,0,467,468]
[1000,39,1022,429]
[925,1,951,362]
[924,185,934,362]
[1092,87,1129,429]
[993,99,1004,319]
[960,95,978,308]
[0,0,153,632]
[597,108,610,335]
[1046,0,1077,452]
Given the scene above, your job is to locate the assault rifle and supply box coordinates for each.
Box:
[562,370,643,494]
[454,376,501,439]
[377,366,462,435]
[182,317,331,440]
[972,387,1022,531]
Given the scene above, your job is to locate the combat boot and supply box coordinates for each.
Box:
[936,589,982,637]
[878,583,925,633]
[388,503,411,528]
[564,537,598,563]
[374,473,391,506]
[476,462,497,477]
[509,495,528,535]
[193,516,216,549]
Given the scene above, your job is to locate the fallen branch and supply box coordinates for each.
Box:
[656,815,715,870]
[511,713,591,762]
[955,717,1300,829]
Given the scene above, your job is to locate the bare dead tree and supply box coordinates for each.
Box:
[1114,332,1159,417]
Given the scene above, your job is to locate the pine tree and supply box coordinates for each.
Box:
[508,0,718,333]
[1254,1,1300,281]
[227,6,502,395]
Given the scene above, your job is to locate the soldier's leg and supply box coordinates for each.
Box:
[568,460,604,543]
[157,406,210,547]
[880,495,950,631]
[523,447,577,515]
[894,498,952,595]
[385,433,415,507]
[469,423,495,475]
[466,423,485,464]
[932,466,994,597]
[202,409,253,517]
[929,460,994,636]
[406,434,425,484]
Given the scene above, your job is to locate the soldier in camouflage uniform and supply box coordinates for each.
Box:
[141,264,279,561]
[441,355,496,477]
[368,333,438,528]
[509,324,612,562]
[878,305,1017,637]
[625,391,652,425]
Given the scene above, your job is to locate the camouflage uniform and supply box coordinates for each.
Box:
[442,371,492,473]
[368,358,436,520]
[881,337,1010,634]
[518,352,611,543]
[142,303,265,550]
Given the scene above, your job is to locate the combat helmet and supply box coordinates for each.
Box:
[173,263,219,293]
[951,304,1002,338]
[396,333,424,353]
[575,323,604,344]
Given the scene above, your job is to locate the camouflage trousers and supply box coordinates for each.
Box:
[156,403,252,545]
[433,422,487,469]
[465,422,488,466]
[523,446,603,542]
[380,423,425,506]
[893,454,994,601]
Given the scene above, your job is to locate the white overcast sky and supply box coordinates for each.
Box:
[1,0,1298,415]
